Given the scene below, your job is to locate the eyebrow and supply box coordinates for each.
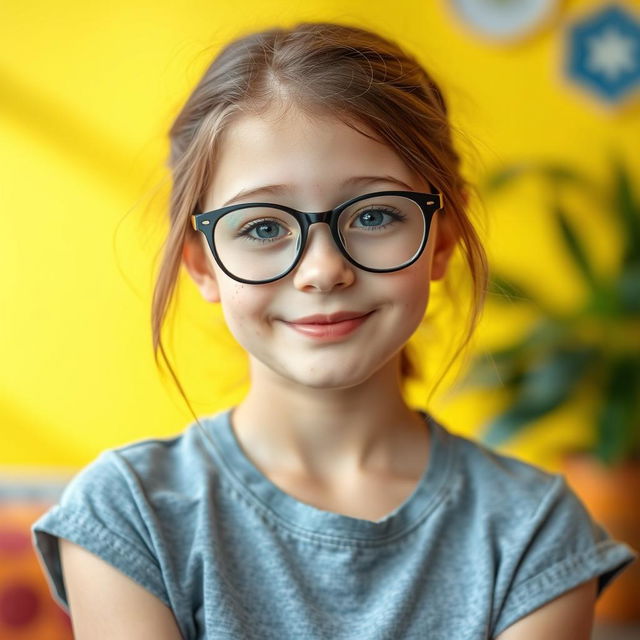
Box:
[220,175,414,207]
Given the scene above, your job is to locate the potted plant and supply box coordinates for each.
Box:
[459,154,640,622]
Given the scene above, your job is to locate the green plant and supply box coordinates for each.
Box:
[462,154,640,467]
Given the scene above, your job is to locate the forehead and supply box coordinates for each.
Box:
[205,106,424,208]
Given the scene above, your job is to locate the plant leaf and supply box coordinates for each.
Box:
[487,275,539,305]
[594,356,640,466]
[458,351,524,390]
[479,346,598,447]
[553,202,600,293]
[535,165,592,189]
[483,163,592,194]
[484,164,531,192]
[458,318,569,393]
[616,262,640,314]
[611,156,640,265]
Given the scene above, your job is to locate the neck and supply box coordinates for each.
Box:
[231,355,428,483]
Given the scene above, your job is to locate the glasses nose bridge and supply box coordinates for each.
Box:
[297,209,345,259]
[303,209,336,227]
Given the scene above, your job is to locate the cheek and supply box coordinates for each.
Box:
[387,262,432,318]
[217,283,274,338]
[399,278,431,325]
[402,245,434,314]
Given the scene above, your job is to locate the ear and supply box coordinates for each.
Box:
[430,209,460,282]
[182,234,220,303]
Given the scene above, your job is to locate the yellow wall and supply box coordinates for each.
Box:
[2,1,639,472]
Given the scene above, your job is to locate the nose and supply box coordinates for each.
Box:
[292,223,355,292]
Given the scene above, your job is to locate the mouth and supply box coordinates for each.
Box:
[281,310,375,340]
[287,311,372,324]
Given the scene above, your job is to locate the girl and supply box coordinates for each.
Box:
[32,21,637,640]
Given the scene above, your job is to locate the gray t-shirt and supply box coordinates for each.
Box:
[31,409,637,639]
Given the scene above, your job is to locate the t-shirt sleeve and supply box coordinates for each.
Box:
[30,449,170,613]
[491,473,638,638]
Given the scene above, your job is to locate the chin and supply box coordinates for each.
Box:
[290,373,366,391]
[281,357,393,391]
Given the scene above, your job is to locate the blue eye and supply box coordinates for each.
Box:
[352,207,405,229]
[238,219,288,242]
[254,221,281,239]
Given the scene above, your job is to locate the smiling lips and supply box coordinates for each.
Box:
[283,311,374,339]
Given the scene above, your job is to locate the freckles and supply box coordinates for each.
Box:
[230,285,244,300]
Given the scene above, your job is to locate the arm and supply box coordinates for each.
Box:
[60,538,184,640]
[494,578,597,640]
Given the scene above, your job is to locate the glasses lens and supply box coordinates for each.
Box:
[214,207,301,281]
[338,195,426,269]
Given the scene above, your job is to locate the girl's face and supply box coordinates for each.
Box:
[183,105,457,392]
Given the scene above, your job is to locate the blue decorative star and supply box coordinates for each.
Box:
[566,3,640,104]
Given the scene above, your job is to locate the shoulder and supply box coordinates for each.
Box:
[436,420,637,580]
[61,415,224,507]
[32,413,228,563]
[30,414,226,627]
[441,424,561,521]
[433,424,638,638]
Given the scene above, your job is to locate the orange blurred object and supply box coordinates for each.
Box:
[0,502,73,640]
[562,455,640,623]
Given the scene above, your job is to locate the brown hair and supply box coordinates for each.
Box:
[151,21,488,425]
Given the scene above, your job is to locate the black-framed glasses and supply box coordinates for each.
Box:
[191,189,444,284]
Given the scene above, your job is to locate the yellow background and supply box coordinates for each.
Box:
[2,0,639,474]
